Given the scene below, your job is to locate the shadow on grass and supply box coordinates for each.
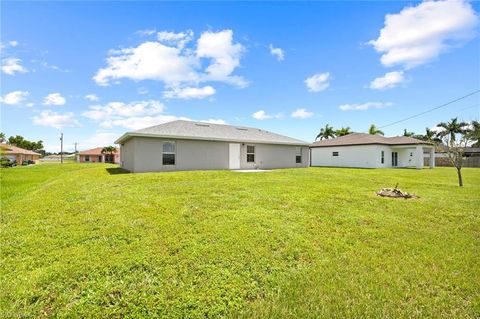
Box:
[106,167,130,175]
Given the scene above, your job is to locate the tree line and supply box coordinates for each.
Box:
[0,133,45,152]
[315,119,480,147]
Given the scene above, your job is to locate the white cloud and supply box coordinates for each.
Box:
[305,72,330,92]
[94,29,247,92]
[32,110,81,129]
[163,86,216,99]
[1,58,27,75]
[81,132,120,149]
[82,98,224,130]
[43,93,66,106]
[83,100,165,123]
[370,0,479,69]
[291,108,314,119]
[369,71,406,90]
[85,94,99,102]
[41,62,70,73]
[196,29,247,87]
[93,41,198,86]
[252,110,272,120]
[0,91,29,105]
[251,110,283,120]
[137,29,157,36]
[269,44,284,61]
[8,41,18,47]
[339,102,392,111]
[157,30,193,49]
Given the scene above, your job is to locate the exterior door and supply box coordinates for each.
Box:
[392,152,398,167]
[229,143,241,169]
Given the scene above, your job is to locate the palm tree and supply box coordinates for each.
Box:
[335,127,352,137]
[101,146,117,155]
[469,120,480,147]
[315,124,336,141]
[403,129,415,137]
[368,124,384,136]
[419,127,442,143]
[0,132,5,143]
[436,118,468,142]
[101,146,117,163]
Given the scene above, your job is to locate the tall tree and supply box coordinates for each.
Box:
[335,127,352,137]
[0,132,5,143]
[7,135,44,151]
[469,120,480,147]
[368,124,384,136]
[436,118,468,142]
[315,124,336,141]
[403,129,415,137]
[435,118,471,187]
[418,127,442,143]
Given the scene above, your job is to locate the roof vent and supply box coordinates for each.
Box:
[195,123,210,127]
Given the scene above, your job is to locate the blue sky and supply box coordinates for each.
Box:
[1,1,479,152]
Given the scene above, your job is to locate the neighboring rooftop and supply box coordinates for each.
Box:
[0,143,41,155]
[115,120,309,146]
[78,147,119,155]
[310,133,433,148]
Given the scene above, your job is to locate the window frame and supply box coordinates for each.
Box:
[295,147,302,164]
[381,151,385,164]
[246,145,255,163]
[162,141,176,166]
[332,151,339,157]
[85,155,90,162]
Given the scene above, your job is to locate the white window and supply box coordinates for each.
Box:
[247,145,255,163]
[296,147,302,163]
[162,141,176,165]
[332,151,339,157]
[381,151,385,164]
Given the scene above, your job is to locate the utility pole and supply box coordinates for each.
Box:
[74,142,78,153]
[60,133,64,164]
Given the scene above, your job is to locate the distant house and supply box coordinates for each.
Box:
[77,147,120,164]
[0,143,41,164]
[115,120,309,173]
[310,133,435,169]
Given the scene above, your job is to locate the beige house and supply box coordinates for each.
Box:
[115,120,309,173]
[310,133,435,169]
[77,147,120,164]
[0,143,41,164]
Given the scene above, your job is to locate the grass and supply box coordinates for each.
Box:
[1,164,479,318]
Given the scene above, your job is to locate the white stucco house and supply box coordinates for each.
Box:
[115,120,310,173]
[310,133,435,169]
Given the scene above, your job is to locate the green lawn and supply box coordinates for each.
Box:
[1,164,479,318]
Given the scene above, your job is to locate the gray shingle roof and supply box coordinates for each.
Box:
[310,133,433,147]
[115,120,309,145]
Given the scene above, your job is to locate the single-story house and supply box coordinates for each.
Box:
[77,147,120,164]
[0,143,41,164]
[115,120,310,173]
[310,133,435,169]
